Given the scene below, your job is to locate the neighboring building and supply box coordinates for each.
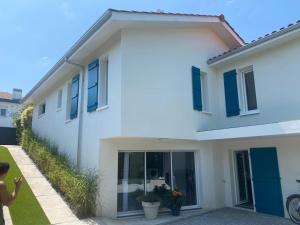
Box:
[23,9,300,219]
[0,89,22,127]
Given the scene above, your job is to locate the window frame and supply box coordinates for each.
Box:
[57,89,63,110]
[38,102,46,117]
[200,71,211,114]
[238,66,258,115]
[97,57,109,110]
[70,74,80,120]
[0,108,7,117]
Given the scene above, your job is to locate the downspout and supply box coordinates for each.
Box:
[65,57,85,170]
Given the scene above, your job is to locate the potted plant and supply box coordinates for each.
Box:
[164,189,185,216]
[137,192,161,219]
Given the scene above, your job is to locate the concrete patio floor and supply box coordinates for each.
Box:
[165,208,294,225]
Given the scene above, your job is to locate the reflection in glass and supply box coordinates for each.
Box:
[117,152,145,212]
[172,152,197,206]
[146,152,171,192]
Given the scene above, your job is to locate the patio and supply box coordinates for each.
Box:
[92,208,294,225]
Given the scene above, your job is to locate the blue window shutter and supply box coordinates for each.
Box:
[87,59,99,112]
[192,66,202,111]
[70,74,79,119]
[223,69,240,117]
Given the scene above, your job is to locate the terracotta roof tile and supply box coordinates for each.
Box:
[0,92,11,100]
[208,18,300,64]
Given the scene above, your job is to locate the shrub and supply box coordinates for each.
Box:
[137,191,161,203]
[21,129,98,218]
[15,105,33,143]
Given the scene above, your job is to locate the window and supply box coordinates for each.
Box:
[0,109,6,117]
[99,59,108,108]
[70,75,79,119]
[57,89,63,109]
[191,66,210,112]
[117,151,197,213]
[239,67,257,112]
[200,72,209,112]
[38,102,46,116]
[87,60,99,112]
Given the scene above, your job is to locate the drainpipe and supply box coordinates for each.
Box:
[65,57,85,170]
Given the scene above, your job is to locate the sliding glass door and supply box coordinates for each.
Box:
[117,151,197,213]
[172,152,197,206]
[117,152,145,212]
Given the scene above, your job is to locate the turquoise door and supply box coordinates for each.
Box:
[250,147,284,217]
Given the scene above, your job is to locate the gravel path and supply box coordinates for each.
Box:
[166,208,294,225]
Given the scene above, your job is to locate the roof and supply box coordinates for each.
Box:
[0,98,21,104]
[0,92,12,100]
[23,8,244,103]
[110,9,245,44]
[207,19,300,65]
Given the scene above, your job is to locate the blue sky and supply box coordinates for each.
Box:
[1,0,300,96]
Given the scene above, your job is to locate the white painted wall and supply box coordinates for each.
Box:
[32,79,80,164]
[120,27,229,139]
[212,37,300,130]
[0,101,20,127]
[98,138,223,218]
[80,36,122,169]
[32,35,122,169]
[220,135,300,218]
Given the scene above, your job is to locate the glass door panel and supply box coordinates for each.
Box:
[117,152,145,212]
[146,152,172,192]
[172,152,197,206]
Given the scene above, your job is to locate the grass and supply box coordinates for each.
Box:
[0,146,50,225]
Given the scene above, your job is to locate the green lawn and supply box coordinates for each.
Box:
[0,146,50,225]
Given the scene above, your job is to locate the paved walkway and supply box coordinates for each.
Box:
[165,208,294,225]
[3,206,13,225]
[4,145,89,225]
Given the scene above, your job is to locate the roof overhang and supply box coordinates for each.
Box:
[208,22,300,68]
[196,119,300,141]
[23,9,244,104]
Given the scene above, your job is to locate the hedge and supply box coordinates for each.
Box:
[21,129,98,218]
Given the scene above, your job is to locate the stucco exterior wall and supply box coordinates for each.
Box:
[220,135,300,218]
[0,101,20,127]
[120,27,230,140]
[32,36,122,169]
[98,138,223,218]
[32,79,80,164]
[213,37,300,130]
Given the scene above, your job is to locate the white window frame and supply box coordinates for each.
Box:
[57,89,63,111]
[117,150,200,217]
[238,66,259,116]
[96,57,109,111]
[200,71,211,114]
[38,102,46,117]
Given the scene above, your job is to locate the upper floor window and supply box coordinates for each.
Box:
[68,74,79,120]
[191,66,210,112]
[200,71,209,112]
[87,60,99,112]
[223,66,258,117]
[99,58,108,108]
[239,66,257,113]
[57,89,63,110]
[0,109,6,117]
[87,58,109,112]
[38,102,46,116]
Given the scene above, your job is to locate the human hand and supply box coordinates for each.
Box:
[14,176,23,190]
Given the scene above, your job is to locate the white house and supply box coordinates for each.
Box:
[0,89,22,127]
[23,9,300,219]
